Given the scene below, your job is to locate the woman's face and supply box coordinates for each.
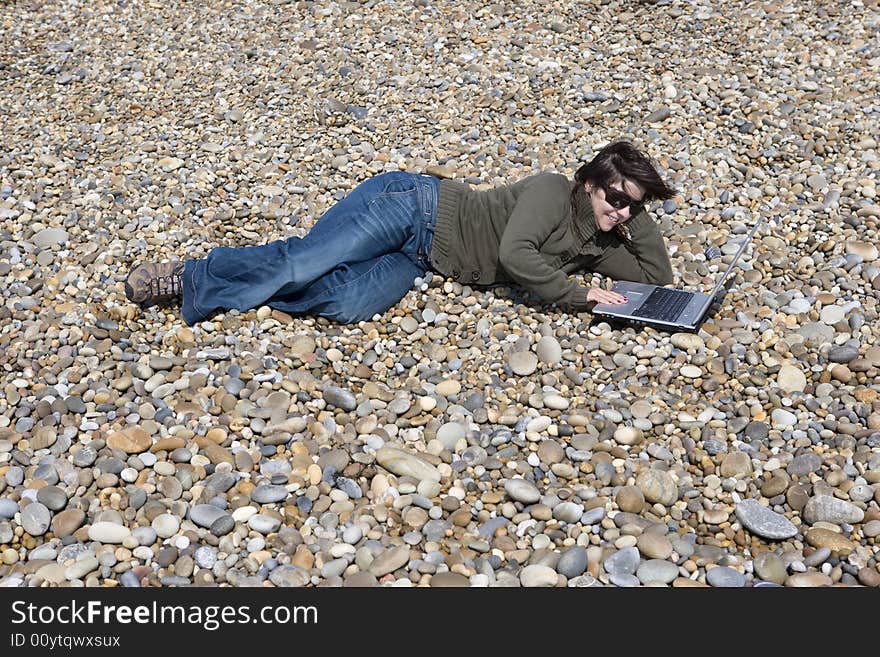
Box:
[586,179,646,232]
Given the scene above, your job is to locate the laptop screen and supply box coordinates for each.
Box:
[710,215,765,297]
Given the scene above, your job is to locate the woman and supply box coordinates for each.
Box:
[125,140,675,324]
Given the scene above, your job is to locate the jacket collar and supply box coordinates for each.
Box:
[572,184,600,248]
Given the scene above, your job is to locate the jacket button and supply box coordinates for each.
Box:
[451,269,461,278]
[471,271,481,281]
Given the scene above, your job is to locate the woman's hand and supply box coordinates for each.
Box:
[586,287,628,305]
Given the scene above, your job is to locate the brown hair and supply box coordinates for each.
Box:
[573,140,677,201]
[570,140,676,242]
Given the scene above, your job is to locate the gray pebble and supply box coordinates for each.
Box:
[21,503,52,536]
[706,566,746,587]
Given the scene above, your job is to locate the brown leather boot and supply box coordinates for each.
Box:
[124,261,184,307]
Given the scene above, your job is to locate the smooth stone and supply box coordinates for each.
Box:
[845,240,878,261]
[557,546,588,578]
[344,572,379,587]
[614,426,643,446]
[321,558,349,579]
[786,572,833,587]
[828,346,859,363]
[248,515,281,534]
[819,305,846,325]
[0,500,18,519]
[520,564,559,587]
[132,527,157,546]
[771,409,798,428]
[189,504,228,529]
[552,502,583,524]
[195,547,217,569]
[88,522,131,544]
[609,573,642,587]
[106,427,152,453]
[36,486,67,511]
[375,447,441,483]
[671,333,704,350]
[536,336,562,364]
[804,547,832,567]
[66,556,100,581]
[210,515,235,536]
[720,452,752,478]
[504,479,541,504]
[603,546,640,575]
[616,486,645,513]
[336,477,362,499]
[322,385,357,411]
[436,422,466,450]
[435,379,461,396]
[787,453,822,478]
[803,495,864,525]
[753,551,787,585]
[509,351,538,376]
[369,545,410,576]
[636,469,678,505]
[33,227,69,248]
[543,393,569,411]
[21,503,51,536]
[735,499,798,539]
[805,528,855,554]
[251,485,290,504]
[777,364,807,393]
[269,565,310,587]
[152,514,180,538]
[706,566,746,587]
[120,571,141,587]
[429,572,471,587]
[636,559,679,585]
[51,509,85,537]
[537,440,564,464]
[636,533,673,560]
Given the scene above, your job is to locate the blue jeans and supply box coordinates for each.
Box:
[181,172,439,325]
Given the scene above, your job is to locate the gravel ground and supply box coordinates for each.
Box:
[1,0,879,587]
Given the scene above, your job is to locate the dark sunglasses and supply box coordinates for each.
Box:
[602,186,644,213]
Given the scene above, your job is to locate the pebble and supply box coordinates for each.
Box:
[636,560,679,585]
[520,564,559,587]
[87,522,131,544]
[753,552,787,585]
[152,514,180,538]
[735,500,798,540]
[250,485,290,504]
[21,503,51,537]
[557,546,588,578]
[269,565,310,587]
[509,351,538,376]
[706,566,746,588]
[604,547,640,576]
[189,505,229,529]
[802,496,865,525]
[636,469,678,505]
[0,500,18,519]
[504,479,541,504]
[375,447,441,483]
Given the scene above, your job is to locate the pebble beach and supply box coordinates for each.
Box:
[1,0,879,588]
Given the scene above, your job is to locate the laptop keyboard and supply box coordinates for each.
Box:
[632,288,693,323]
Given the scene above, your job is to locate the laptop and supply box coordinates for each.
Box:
[591,214,765,332]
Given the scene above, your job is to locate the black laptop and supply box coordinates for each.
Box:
[591,214,765,332]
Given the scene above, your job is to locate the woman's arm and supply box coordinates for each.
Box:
[591,208,673,285]
[498,175,590,308]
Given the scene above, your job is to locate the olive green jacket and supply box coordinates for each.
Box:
[429,173,673,310]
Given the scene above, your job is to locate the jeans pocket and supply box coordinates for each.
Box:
[379,171,417,195]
